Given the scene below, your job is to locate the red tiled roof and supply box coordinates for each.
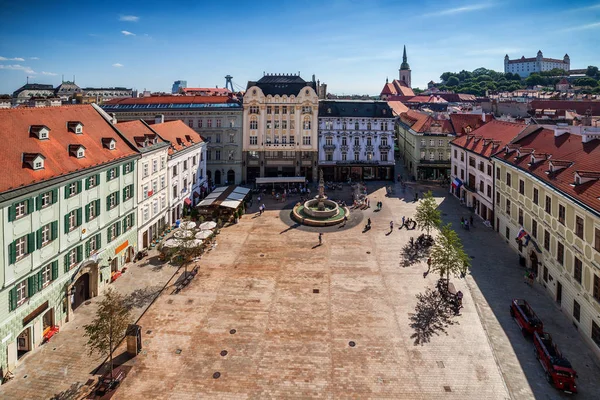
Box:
[380,80,414,97]
[151,120,204,155]
[399,110,453,134]
[387,100,409,116]
[529,100,600,116]
[406,95,448,104]
[105,95,236,105]
[449,113,489,136]
[116,120,167,148]
[494,127,600,212]
[0,105,138,194]
[451,120,526,158]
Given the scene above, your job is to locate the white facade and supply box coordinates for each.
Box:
[167,143,207,224]
[504,51,570,78]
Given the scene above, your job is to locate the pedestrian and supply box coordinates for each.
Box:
[367,218,372,227]
[261,204,265,215]
[427,257,432,270]
[258,195,261,203]
[390,220,394,232]
[465,220,469,230]
[460,217,464,229]
[469,215,474,227]
[318,232,323,245]
[402,216,405,226]
[343,215,348,226]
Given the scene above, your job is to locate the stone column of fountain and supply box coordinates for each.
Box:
[317,169,326,211]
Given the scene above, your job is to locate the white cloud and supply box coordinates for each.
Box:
[112,63,124,68]
[41,71,57,76]
[119,15,139,22]
[560,22,600,32]
[0,64,36,74]
[30,57,39,60]
[121,30,135,36]
[568,3,600,12]
[0,56,25,61]
[423,3,494,17]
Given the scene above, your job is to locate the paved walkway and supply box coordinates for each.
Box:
[0,252,178,400]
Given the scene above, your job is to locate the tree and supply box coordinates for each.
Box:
[446,76,459,87]
[415,191,441,237]
[586,65,599,78]
[83,288,131,379]
[174,221,202,275]
[525,73,545,87]
[429,224,471,287]
[574,77,598,87]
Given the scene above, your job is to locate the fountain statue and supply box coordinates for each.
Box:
[317,169,326,211]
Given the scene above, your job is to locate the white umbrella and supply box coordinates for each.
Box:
[182,239,203,248]
[174,230,193,239]
[162,239,179,248]
[180,221,196,230]
[200,221,217,231]
[195,231,212,240]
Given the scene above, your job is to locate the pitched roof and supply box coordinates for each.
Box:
[247,74,317,96]
[380,80,414,97]
[318,100,394,118]
[151,120,204,155]
[116,120,168,150]
[0,105,138,194]
[494,127,600,213]
[104,95,237,105]
[529,100,600,116]
[399,110,453,134]
[451,120,526,158]
[387,100,409,116]
[406,95,448,104]
[449,114,489,136]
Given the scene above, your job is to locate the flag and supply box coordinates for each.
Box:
[451,177,462,189]
[516,227,527,240]
[524,234,531,246]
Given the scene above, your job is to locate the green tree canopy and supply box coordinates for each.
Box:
[429,224,471,286]
[574,77,598,87]
[415,191,441,237]
[586,66,599,78]
[446,76,460,87]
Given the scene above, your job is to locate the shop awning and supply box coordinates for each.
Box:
[197,185,251,209]
[255,177,306,185]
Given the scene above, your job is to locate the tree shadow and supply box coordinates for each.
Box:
[50,382,84,400]
[123,285,163,310]
[409,285,459,345]
[400,237,431,268]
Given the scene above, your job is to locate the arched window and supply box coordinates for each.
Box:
[250,117,258,130]
[367,122,371,130]
[354,122,359,130]
[303,116,311,130]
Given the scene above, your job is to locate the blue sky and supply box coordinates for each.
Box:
[0,0,599,95]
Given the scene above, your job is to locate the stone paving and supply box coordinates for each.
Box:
[114,185,509,400]
[0,251,178,400]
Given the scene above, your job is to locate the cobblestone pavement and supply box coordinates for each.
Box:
[0,251,178,400]
[114,183,509,400]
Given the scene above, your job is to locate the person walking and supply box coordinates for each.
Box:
[343,215,348,226]
[389,220,394,232]
[469,215,474,227]
[318,232,323,246]
[460,217,464,229]
[367,218,372,227]
[401,215,405,229]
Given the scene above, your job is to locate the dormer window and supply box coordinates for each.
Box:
[102,138,117,150]
[22,153,46,170]
[573,171,600,185]
[67,121,84,134]
[30,125,50,140]
[69,144,86,158]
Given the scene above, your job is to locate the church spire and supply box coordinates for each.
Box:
[400,45,410,70]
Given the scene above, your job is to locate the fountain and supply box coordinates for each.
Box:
[291,170,349,226]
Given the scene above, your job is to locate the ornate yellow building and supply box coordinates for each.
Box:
[493,125,600,358]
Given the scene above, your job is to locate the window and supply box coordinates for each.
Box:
[487,185,491,198]
[215,150,221,160]
[326,153,333,161]
[160,175,166,189]
[66,182,79,198]
[438,139,444,147]
[506,199,511,216]
[143,206,149,221]
[41,264,52,288]
[366,137,372,146]
[161,156,166,170]
[454,166,457,175]
[15,200,28,219]
[183,160,188,171]
[573,300,580,322]
[496,167,500,179]
[575,216,584,239]
[302,136,311,145]
[152,159,158,173]
[454,149,457,158]
[250,119,258,130]
[325,137,333,146]
[421,139,426,147]
[215,134,221,144]
[161,195,166,210]
[123,185,133,201]
[354,137,360,146]
[596,228,600,252]
[123,162,132,174]
[380,153,388,162]
[341,152,347,161]
[593,321,600,347]
[574,257,582,284]
[87,234,100,256]
[40,223,51,246]
[107,221,120,242]
[469,157,475,167]
[544,230,550,251]
[557,241,564,265]
[460,153,464,162]
[545,195,551,213]
[518,208,523,225]
[15,236,28,260]
[505,227,510,239]
[267,106,272,114]
[16,280,27,307]
[519,180,524,195]
[198,119,203,128]
[216,119,222,128]
[303,118,311,130]
[543,265,548,282]
[123,213,135,231]
[496,191,500,205]
[479,181,484,193]
[87,175,99,189]
[173,185,178,199]
[40,191,52,209]
[558,204,565,224]
[594,274,600,302]
[355,122,359,130]
[487,165,492,176]
[506,172,512,187]
[531,220,538,238]
[460,169,464,180]
[207,119,212,128]
[107,167,119,181]
[533,188,539,205]
[66,209,81,232]
[192,156,197,166]
[354,152,360,161]
[188,120,193,128]
[107,192,119,210]
[431,139,436,147]
[153,200,158,216]
[172,165,178,177]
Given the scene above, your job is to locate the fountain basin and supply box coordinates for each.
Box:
[302,198,339,219]
[292,202,349,227]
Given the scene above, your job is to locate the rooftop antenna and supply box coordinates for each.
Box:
[73,75,75,83]
[62,74,64,83]
[26,76,29,84]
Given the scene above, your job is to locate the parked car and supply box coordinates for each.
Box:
[510,299,543,336]
[533,331,578,394]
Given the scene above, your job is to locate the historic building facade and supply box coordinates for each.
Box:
[242,74,320,183]
[0,104,139,373]
[117,121,170,250]
[151,120,207,222]
[380,45,415,99]
[449,119,526,224]
[493,125,600,358]
[317,100,395,181]
[101,96,243,185]
[504,50,570,77]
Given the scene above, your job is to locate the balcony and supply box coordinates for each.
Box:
[463,183,477,193]
[379,144,392,151]
[339,145,350,152]
[419,159,450,165]
[365,145,375,152]
[323,144,336,151]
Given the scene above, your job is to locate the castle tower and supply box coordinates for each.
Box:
[399,45,411,88]
[504,54,509,73]
[563,53,570,71]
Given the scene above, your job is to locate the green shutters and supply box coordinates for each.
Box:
[116,221,121,236]
[35,194,42,210]
[106,195,111,211]
[115,191,120,206]
[8,203,16,222]
[95,199,101,217]
[36,228,42,249]
[51,260,58,280]
[27,198,33,215]
[76,245,82,262]
[115,166,120,178]
[51,188,58,204]
[8,242,16,264]
[76,208,82,227]
[51,221,58,240]
[85,177,90,190]
[85,203,90,222]
[107,225,113,242]
[96,232,102,248]
[37,270,43,292]
[8,287,17,312]
[64,213,70,234]
[64,253,70,272]
[64,184,70,199]
[123,184,134,201]
[76,180,82,194]
[85,239,91,258]
[27,275,38,297]
[27,233,35,254]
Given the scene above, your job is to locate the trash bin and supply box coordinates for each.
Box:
[126,324,142,356]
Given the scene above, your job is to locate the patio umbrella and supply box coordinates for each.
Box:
[162,239,179,248]
[174,229,194,239]
[199,221,217,231]
[180,221,197,230]
[195,231,212,240]
[182,239,203,248]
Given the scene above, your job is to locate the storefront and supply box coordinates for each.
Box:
[320,164,394,181]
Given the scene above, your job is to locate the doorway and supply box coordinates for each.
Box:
[214,170,222,185]
[17,327,31,360]
[42,309,54,332]
[111,257,119,273]
[529,250,539,277]
[143,230,148,249]
[72,273,90,310]
[557,281,562,305]
[227,169,235,184]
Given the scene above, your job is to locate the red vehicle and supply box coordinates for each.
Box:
[510,299,543,336]
[533,331,578,394]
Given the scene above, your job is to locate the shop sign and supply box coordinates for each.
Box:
[115,240,129,254]
[23,301,48,327]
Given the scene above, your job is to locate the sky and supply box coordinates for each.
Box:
[0,0,599,95]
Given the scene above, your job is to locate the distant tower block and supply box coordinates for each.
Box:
[225,75,234,92]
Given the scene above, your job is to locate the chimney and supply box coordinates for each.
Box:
[155,114,164,124]
[110,113,117,124]
[481,112,486,123]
